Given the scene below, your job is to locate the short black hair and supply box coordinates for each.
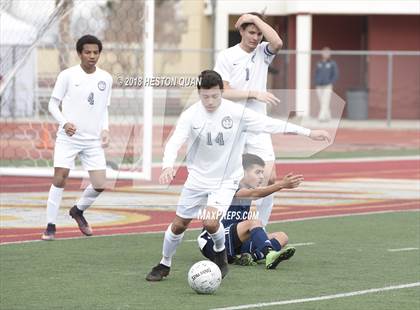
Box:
[242,153,265,170]
[240,12,266,30]
[197,70,224,90]
[76,35,103,53]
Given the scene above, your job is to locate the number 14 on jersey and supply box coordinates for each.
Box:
[207,132,224,146]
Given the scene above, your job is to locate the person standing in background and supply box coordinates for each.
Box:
[315,47,339,122]
[41,35,112,241]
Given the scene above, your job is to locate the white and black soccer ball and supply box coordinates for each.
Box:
[187,260,222,294]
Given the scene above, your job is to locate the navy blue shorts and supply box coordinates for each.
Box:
[198,223,242,263]
[240,239,254,254]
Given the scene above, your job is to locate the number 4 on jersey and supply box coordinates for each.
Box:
[207,132,224,146]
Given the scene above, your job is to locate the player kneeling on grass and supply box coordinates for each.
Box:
[41,35,112,241]
[198,153,301,269]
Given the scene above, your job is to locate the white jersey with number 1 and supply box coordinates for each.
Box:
[214,42,276,115]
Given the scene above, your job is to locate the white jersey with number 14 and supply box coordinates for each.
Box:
[162,99,310,190]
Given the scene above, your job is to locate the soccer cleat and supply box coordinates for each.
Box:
[266,247,296,270]
[145,264,170,281]
[69,205,93,236]
[213,248,229,279]
[41,223,56,241]
[233,253,257,266]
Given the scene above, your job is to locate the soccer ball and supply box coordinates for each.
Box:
[187,260,222,294]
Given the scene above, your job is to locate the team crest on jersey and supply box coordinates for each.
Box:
[88,92,94,105]
[97,81,106,91]
[221,116,233,129]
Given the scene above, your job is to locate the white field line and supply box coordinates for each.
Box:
[288,242,315,247]
[1,209,418,246]
[387,247,419,252]
[209,282,420,310]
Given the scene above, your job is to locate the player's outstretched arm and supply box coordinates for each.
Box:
[235,14,283,53]
[235,173,303,199]
[243,109,331,142]
[309,130,331,143]
[279,173,304,189]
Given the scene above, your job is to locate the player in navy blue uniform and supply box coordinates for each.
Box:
[198,153,302,269]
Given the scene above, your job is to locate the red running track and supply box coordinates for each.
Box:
[1,159,419,244]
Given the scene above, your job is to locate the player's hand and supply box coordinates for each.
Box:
[159,167,175,184]
[309,130,331,143]
[63,122,76,136]
[235,14,258,29]
[101,130,110,148]
[253,91,281,106]
[279,173,303,189]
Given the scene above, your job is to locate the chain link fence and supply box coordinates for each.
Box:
[0,0,419,174]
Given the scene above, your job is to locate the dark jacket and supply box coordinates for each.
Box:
[315,60,339,86]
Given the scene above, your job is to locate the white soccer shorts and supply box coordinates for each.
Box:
[175,185,238,220]
[53,136,106,171]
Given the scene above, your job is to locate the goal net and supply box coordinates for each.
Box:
[0,0,156,180]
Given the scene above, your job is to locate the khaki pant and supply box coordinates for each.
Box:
[316,84,333,121]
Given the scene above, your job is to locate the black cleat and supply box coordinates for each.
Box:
[213,249,229,279]
[41,223,56,241]
[233,253,257,266]
[69,206,93,236]
[145,264,170,281]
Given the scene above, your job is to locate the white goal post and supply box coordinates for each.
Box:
[0,0,155,181]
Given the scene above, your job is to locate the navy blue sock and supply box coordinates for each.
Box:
[250,227,272,259]
[270,238,282,251]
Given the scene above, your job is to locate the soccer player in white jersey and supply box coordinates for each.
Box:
[41,35,113,241]
[214,12,286,227]
[145,70,330,281]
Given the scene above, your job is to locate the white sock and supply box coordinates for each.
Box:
[256,193,274,227]
[46,184,64,224]
[210,223,225,252]
[160,224,184,267]
[76,184,101,211]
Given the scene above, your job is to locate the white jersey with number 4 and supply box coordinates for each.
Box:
[214,42,276,115]
[51,65,113,140]
[162,99,310,190]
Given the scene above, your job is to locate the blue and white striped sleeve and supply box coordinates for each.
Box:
[261,42,276,64]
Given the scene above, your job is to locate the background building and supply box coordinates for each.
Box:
[215,0,420,120]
